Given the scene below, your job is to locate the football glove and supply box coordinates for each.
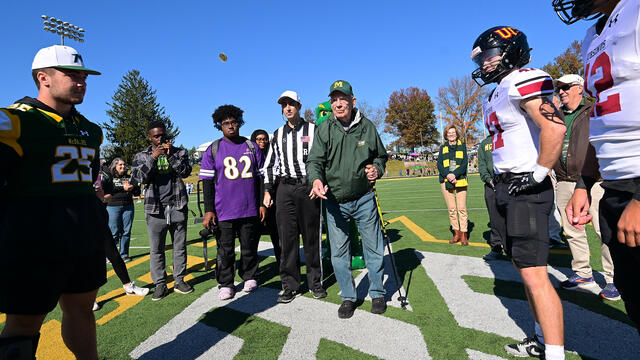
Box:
[507,172,539,195]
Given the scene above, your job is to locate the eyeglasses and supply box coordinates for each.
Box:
[220,120,239,128]
[557,84,578,92]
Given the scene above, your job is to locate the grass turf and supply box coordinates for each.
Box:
[0,174,629,359]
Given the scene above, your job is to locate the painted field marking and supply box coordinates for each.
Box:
[0,313,4,325]
[388,215,571,255]
[36,320,74,360]
[106,254,150,279]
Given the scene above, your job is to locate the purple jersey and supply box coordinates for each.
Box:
[199,138,264,221]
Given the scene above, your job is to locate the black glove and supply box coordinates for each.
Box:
[507,172,540,195]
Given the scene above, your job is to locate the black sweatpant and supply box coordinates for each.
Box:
[215,217,259,288]
[276,182,322,292]
[484,183,503,252]
[599,188,640,334]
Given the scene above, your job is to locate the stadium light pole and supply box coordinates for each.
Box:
[41,15,85,46]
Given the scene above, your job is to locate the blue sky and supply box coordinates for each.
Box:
[1,1,591,149]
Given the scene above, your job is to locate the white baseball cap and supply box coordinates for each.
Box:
[555,74,583,86]
[31,45,101,75]
[277,90,301,106]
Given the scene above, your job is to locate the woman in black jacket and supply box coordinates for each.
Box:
[102,158,140,262]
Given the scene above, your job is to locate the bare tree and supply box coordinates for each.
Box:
[303,108,316,123]
[436,75,487,146]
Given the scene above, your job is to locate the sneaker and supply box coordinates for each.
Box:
[123,281,149,296]
[483,250,503,261]
[277,289,299,303]
[121,256,131,263]
[504,336,544,358]
[311,288,327,299]
[243,279,258,292]
[371,297,387,314]
[218,286,235,300]
[92,302,100,311]
[599,283,621,301]
[560,274,599,291]
[338,300,357,319]
[152,284,170,301]
[174,281,194,294]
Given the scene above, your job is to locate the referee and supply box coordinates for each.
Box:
[262,90,325,303]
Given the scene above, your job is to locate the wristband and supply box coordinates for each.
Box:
[532,164,550,183]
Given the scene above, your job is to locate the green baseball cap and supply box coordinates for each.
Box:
[328,80,353,97]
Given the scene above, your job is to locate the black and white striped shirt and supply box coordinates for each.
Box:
[262,120,316,191]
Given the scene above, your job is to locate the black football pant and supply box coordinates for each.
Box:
[276,182,322,292]
[484,183,503,252]
[215,217,259,288]
[599,187,640,334]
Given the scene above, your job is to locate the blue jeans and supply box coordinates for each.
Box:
[107,205,134,258]
[325,192,386,301]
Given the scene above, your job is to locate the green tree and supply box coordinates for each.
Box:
[436,75,488,146]
[542,40,583,79]
[103,70,179,164]
[384,87,438,151]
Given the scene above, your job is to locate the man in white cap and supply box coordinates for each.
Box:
[262,90,325,303]
[0,45,105,359]
[552,74,618,300]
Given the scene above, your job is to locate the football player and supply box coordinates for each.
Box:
[471,27,567,359]
[0,45,106,359]
[554,0,640,333]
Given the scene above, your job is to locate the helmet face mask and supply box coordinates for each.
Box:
[552,0,607,24]
[470,27,531,87]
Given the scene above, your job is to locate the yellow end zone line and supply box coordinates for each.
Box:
[387,215,570,255]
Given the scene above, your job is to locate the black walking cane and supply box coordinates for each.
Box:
[367,165,408,309]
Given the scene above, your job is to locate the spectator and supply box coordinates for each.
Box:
[131,121,193,301]
[552,74,617,299]
[201,105,265,300]
[251,129,281,266]
[477,135,504,259]
[262,91,325,303]
[102,157,140,262]
[308,80,388,318]
[0,45,105,359]
[437,125,469,246]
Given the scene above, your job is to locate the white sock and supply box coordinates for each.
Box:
[545,344,565,360]
[534,322,545,345]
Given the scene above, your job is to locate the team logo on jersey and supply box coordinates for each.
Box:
[494,27,518,39]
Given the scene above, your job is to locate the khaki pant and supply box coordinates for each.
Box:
[441,183,468,232]
[556,181,614,282]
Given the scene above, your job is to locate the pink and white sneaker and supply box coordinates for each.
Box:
[243,279,258,292]
[218,286,235,300]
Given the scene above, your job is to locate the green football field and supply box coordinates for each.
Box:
[1,175,636,360]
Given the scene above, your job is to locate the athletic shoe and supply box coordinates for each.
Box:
[504,336,544,358]
[121,256,131,263]
[174,281,194,294]
[218,286,235,300]
[560,274,599,291]
[600,283,621,301]
[123,282,149,296]
[92,302,100,311]
[338,300,357,319]
[243,279,258,292]
[371,297,387,314]
[311,288,327,299]
[152,284,170,301]
[277,289,298,303]
[483,250,504,261]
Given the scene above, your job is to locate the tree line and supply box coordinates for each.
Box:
[103,41,582,162]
